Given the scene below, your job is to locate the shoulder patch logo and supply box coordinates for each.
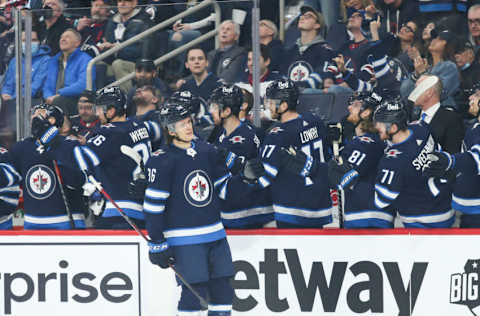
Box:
[288,61,313,82]
[385,149,402,158]
[229,136,245,144]
[184,170,213,207]
[269,127,284,134]
[357,136,374,143]
[153,149,165,156]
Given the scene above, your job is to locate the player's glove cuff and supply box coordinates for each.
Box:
[148,240,175,269]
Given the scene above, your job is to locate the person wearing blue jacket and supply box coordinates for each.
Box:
[1,30,50,134]
[43,28,95,116]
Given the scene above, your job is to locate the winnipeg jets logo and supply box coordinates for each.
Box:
[385,149,402,158]
[102,123,115,129]
[230,136,245,144]
[269,127,284,134]
[357,136,374,143]
[184,170,213,207]
[288,61,313,82]
[25,164,56,200]
[0,147,7,154]
[152,149,165,156]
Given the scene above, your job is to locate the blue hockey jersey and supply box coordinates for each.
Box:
[10,137,86,229]
[73,120,156,222]
[0,147,21,229]
[374,122,453,228]
[133,109,164,151]
[213,122,273,228]
[340,133,389,228]
[451,122,480,214]
[143,141,254,246]
[260,112,333,227]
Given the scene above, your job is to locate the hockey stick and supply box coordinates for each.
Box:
[331,123,344,228]
[52,160,76,229]
[87,174,209,309]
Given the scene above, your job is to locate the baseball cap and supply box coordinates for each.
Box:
[300,5,324,27]
[456,40,474,53]
[431,29,454,43]
[135,58,155,71]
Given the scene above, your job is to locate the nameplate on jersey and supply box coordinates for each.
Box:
[300,127,319,144]
[288,61,313,82]
[129,127,149,143]
[184,170,213,207]
[25,164,57,200]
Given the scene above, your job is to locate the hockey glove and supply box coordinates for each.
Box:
[128,176,148,200]
[280,147,318,177]
[327,124,342,144]
[82,181,105,216]
[31,115,60,152]
[148,240,175,269]
[423,151,455,178]
[327,159,359,190]
[241,158,266,184]
[217,146,244,174]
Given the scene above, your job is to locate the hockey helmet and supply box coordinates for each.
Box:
[265,79,299,109]
[159,103,191,132]
[45,105,65,128]
[373,98,408,130]
[209,84,244,116]
[167,90,201,115]
[96,86,127,115]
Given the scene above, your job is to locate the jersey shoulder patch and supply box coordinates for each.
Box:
[384,148,402,158]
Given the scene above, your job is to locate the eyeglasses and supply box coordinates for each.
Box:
[468,19,480,26]
[350,13,362,19]
[401,24,415,33]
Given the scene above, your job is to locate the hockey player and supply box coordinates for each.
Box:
[372,100,454,228]
[131,85,163,150]
[11,105,86,229]
[0,147,21,229]
[209,84,273,228]
[34,87,161,229]
[143,103,264,316]
[424,92,480,227]
[261,78,333,228]
[328,92,389,227]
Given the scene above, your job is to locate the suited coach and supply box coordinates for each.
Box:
[410,74,464,153]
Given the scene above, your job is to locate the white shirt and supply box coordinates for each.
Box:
[421,102,441,124]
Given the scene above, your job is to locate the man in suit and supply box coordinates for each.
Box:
[410,74,464,153]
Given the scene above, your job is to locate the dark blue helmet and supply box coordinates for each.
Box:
[159,103,191,131]
[209,84,244,116]
[266,79,299,109]
[373,98,408,129]
[45,105,65,128]
[167,90,200,115]
[96,86,127,116]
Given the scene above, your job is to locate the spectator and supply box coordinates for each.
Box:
[103,0,150,92]
[2,29,50,102]
[37,0,72,56]
[418,0,467,35]
[282,5,335,90]
[375,0,418,36]
[419,21,436,57]
[400,30,460,109]
[328,11,400,95]
[453,40,480,117]
[392,20,420,73]
[76,0,111,54]
[259,19,284,72]
[239,44,283,97]
[180,47,222,104]
[70,90,100,143]
[207,20,247,83]
[468,4,480,52]
[43,28,95,116]
[304,0,341,31]
[76,0,111,88]
[132,84,158,116]
[126,58,170,117]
